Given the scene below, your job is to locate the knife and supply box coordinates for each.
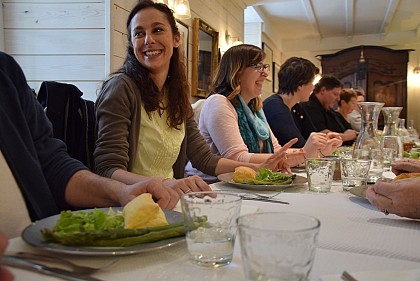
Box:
[1,255,105,281]
[241,197,290,204]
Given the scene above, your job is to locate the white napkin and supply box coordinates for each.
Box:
[319,269,420,281]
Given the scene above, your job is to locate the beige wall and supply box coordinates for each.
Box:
[2,0,107,101]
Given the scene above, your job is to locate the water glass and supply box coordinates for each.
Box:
[238,212,320,281]
[382,147,393,171]
[353,148,384,183]
[340,159,371,191]
[180,191,242,267]
[305,158,336,192]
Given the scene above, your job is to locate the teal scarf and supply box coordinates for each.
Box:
[236,96,274,153]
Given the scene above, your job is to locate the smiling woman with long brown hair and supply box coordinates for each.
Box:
[94,0,292,198]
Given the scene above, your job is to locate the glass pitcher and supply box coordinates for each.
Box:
[381,107,403,170]
[353,102,384,182]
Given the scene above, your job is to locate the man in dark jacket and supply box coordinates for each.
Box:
[300,75,358,145]
[0,52,178,239]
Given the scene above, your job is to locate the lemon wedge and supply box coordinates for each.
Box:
[123,193,168,229]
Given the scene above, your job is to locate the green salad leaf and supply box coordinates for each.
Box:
[51,208,124,234]
[247,168,296,185]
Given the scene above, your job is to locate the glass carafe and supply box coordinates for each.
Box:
[398,118,413,152]
[353,102,384,182]
[407,119,419,142]
[381,107,403,170]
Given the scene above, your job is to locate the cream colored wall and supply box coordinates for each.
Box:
[2,0,106,101]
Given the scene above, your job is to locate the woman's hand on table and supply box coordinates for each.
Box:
[163,176,212,197]
[261,138,303,172]
[391,158,420,175]
[366,179,420,219]
[0,232,14,281]
[119,178,179,210]
[321,132,343,155]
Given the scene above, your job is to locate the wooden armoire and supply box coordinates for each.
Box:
[318,45,411,127]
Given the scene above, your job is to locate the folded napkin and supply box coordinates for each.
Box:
[319,269,420,281]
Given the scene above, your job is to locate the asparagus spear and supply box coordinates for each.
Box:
[42,223,185,246]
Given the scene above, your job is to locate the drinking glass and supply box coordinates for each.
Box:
[305,158,336,192]
[340,159,371,191]
[238,212,320,281]
[181,192,242,267]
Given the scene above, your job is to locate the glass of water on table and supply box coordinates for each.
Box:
[181,191,242,267]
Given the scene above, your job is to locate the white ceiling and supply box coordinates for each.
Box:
[244,0,420,53]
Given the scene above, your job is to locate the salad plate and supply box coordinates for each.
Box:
[217,173,307,191]
[22,208,184,256]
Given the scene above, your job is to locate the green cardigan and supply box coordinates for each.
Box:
[94,73,220,179]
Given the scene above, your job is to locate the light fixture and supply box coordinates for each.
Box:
[359,45,366,64]
[414,66,420,74]
[154,0,191,20]
[172,0,191,20]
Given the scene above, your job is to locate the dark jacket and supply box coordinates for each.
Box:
[0,52,86,221]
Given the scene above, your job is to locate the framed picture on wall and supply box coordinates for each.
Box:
[176,20,189,65]
[262,42,273,81]
[273,62,280,93]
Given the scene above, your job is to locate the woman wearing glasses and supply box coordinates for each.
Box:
[193,44,305,170]
[94,2,294,197]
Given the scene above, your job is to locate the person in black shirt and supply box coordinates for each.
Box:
[300,76,357,146]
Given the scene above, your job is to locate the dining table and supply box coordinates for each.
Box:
[5,171,420,281]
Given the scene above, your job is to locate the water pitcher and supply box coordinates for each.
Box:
[353,102,384,182]
[381,107,403,166]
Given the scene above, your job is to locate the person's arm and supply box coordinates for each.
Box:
[214,138,302,174]
[65,170,179,209]
[366,179,420,219]
[0,232,14,281]
[94,75,138,178]
[198,95,256,162]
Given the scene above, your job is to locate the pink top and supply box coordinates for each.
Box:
[198,94,281,163]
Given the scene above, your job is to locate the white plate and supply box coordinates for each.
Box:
[22,208,184,256]
[217,172,307,191]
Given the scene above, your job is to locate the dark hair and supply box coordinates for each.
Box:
[354,89,364,97]
[338,88,357,106]
[313,75,343,94]
[210,44,265,111]
[277,57,319,95]
[113,0,191,129]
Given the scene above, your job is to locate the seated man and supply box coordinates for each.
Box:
[0,51,178,239]
[300,75,358,146]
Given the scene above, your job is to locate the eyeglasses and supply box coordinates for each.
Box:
[249,63,270,73]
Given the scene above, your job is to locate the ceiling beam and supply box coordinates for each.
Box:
[380,0,400,36]
[345,0,354,38]
[301,0,321,40]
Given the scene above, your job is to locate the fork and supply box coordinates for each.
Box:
[341,270,359,281]
[6,252,119,275]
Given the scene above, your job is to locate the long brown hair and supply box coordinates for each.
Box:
[210,44,265,112]
[113,0,192,129]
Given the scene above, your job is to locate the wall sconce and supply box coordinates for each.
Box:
[154,0,191,19]
[224,32,243,49]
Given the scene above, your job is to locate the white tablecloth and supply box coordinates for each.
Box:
[6,175,420,281]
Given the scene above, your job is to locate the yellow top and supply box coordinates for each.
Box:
[132,102,185,178]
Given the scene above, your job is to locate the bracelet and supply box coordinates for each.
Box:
[318,149,326,157]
